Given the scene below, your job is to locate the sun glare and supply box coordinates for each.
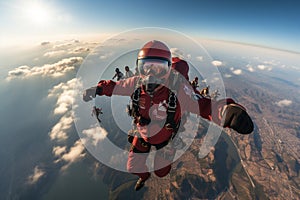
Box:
[24,2,52,25]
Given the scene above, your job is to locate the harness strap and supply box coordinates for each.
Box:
[165,90,181,139]
[129,87,141,119]
[128,87,180,137]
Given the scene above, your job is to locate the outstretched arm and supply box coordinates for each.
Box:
[178,84,253,134]
[83,76,140,101]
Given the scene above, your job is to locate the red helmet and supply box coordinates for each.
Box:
[138,40,171,63]
[137,40,172,93]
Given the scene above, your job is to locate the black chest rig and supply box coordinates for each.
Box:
[127,86,181,136]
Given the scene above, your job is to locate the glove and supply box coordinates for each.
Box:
[221,104,254,134]
[83,86,97,102]
[127,129,136,144]
[128,135,134,144]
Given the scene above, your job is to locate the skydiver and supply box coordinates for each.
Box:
[191,76,199,91]
[125,66,134,78]
[112,67,124,81]
[83,40,254,191]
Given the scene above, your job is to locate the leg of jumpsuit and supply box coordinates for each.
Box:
[153,143,176,177]
[127,136,151,181]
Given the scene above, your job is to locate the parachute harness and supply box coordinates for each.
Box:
[127,86,181,140]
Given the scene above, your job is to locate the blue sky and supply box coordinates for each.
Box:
[0,0,299,52]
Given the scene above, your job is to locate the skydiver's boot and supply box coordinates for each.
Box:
[134,173,150,191]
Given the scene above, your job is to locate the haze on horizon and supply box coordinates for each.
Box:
[0,0,299,53]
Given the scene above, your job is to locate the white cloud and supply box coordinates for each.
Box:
[27,166,45,185]
[48,77,84,173]
[59,140,86,171]
[53,42,73,49]
[99,52,114,60]
[247,64,255,72]
[82,125,108,146]
[48,78,81,115]
[196,56,204,61]
[7,65,31,77]
[257,64,272,71]
[263,60,280,66]
[41,41,50,46]
[43,46,90,58]
[257,65,267,70]
[6,57,83,80]
[211,60,223,67]
[170,48,188,60]
[275,99,292,107]
[43,50,66,57]
[224,74,232,78]
[232,69,242,75]
[47,78,86,170]
[49,113,73,141]
[70,47,90,54]
[52,146,67,157]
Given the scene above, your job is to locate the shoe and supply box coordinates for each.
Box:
[134,178,146,191]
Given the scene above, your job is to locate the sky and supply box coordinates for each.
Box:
[0,0,300,52]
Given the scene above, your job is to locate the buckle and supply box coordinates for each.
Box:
[168,93,176,109]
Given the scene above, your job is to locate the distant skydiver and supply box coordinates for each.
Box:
[112,67,124,80]
[191,76,199,91]
[91,106,103,123]
[125,66,134,78]
[83,40,254,191]
[200,85,210,97]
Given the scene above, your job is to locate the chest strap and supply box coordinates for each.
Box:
[127,87,180,137]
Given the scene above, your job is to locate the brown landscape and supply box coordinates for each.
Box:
[223,71,300,199]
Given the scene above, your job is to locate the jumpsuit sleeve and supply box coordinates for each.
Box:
[177,83,237,126]
[96,76,139,97]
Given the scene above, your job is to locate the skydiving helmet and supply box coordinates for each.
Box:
[137,40,172,93]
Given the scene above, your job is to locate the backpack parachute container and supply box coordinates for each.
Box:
[171,57,190,81]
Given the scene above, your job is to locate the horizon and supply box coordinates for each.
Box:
[1,0,299,53]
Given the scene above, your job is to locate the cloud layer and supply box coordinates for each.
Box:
[48,78,81,115]
[47,78,86,171]
[48,78,82,142]
[6,57,83,80]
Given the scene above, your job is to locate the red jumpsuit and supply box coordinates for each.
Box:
[97,75,236,180]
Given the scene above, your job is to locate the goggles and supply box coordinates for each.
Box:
[137,58,170,77]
